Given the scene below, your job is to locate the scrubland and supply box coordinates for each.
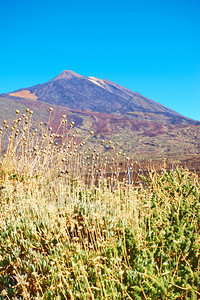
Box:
[0,109,199,299]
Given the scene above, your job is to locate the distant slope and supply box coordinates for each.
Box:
[1,70,198,125]
[0,96,200,163]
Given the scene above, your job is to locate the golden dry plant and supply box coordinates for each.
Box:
[0,108,136,191]
[0,109,199,299]
[0,108,96,183]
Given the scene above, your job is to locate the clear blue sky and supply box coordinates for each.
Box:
[1,0,199,120]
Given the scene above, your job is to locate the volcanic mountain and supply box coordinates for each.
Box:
[1,70,198,125]
[1,70,200,163]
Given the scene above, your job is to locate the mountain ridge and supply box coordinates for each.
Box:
[0,70,200,162]
[1,70,196,124]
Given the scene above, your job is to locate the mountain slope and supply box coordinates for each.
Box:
[0,95,200,163]
[1,71,200,164]
[1,70,197,125]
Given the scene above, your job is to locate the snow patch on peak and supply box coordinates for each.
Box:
[87,76,108,89]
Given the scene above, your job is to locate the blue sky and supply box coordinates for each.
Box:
[0,0,199,120]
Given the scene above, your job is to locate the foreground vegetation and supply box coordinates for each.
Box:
[0,110,200,299]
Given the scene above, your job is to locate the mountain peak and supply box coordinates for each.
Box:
[50,70,83,81]
[1,70,197,125]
